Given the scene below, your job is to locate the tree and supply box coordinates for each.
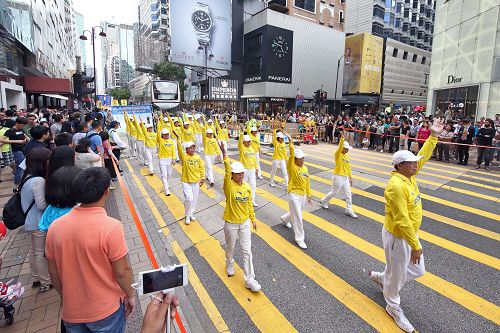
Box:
[109,87,131,101]
[153,61,186,87]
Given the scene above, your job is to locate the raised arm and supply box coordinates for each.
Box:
[416,118,443,173]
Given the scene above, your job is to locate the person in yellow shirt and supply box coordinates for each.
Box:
[180,112,196,143]
[216,118,229,161]
[156,122,176,196]
[319,130,357,218]
[139,118,157,175]
[172,131,205,225]
[248,126,263,179]
[220,142,261,292]
[167,114,181,162]
[238,133,258,207]
[203,128,221,188]
[194,115,204,152]
[368,118,444,333]
[270,129,288,188]
[124,113,137,158]
[279,133,311,249]
[133,114,146,165]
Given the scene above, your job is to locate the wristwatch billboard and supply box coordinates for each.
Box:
[192,2,213,47]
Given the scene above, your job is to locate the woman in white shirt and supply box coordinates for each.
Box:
[75,138,101,169]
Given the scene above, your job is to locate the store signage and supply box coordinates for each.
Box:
[447,75,462,84]
[208,77,239,101]
[269,98,285,102]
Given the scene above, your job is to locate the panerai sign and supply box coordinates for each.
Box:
[447,75,462,84]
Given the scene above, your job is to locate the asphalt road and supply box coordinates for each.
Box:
[123,140,500,333]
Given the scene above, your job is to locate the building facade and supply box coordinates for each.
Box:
[427,0,500,120]
[345,0,435,51]
[73,11,87,69]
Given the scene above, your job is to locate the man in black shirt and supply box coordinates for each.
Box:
[388,116,401,153]
[4,117,28,184]
[2,110,16,128]
[456,119,475,165]
[24,125,49,155]
[475,118,496,171]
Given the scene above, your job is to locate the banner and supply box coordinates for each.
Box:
[111,100,119,106]
[208,78,239,101]
[120,99,128,106]
[111,105,153,133]
[343,33,383,94]
[170,0,232,70]
[97,94,112,106]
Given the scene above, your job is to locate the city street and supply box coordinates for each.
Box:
[120,141,499,332]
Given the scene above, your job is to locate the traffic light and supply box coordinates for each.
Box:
[314,90,320,103]
[73,73,95,99]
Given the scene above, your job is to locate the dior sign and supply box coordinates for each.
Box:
[447,75,462,84]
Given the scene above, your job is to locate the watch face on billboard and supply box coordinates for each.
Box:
[170,0,231,70]
[272,36,289,58]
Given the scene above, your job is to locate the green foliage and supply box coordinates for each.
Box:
[153,62,186,86]
[109,87,131,100]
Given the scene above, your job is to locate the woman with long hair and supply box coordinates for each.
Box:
[48,146,75,175]
[75,138,101,169]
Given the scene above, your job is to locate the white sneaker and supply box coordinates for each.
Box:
[270,181,276,187]
[165,188,170,196]
[245,279,261,292]
[253,202,259,207]
[345,210,358,219]
[190,215,197,221]
[385,306,415,333]
[368,271,384,292]
[226,262,235,277]
[320,199,329,209]
[296,241,308,249]
[280,216,291,228]
[185,216,191,225]
[258,175,264,180]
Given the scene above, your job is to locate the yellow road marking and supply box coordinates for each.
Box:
[137,165,297,333]
[124,160,230,333]
[262,153,500,220]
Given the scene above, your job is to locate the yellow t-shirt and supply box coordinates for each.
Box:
[272,130,287,160]
[249,132,260,152]
[134,116,145,141]
[181,126,195,142]
[204,136,220,156]
[177,141,205,183]
[334,137,352,177]
[238,135,257,169]
[157,137,176,159]
[384,136,438,250]
[223,157,256,224]
[287,145,311,196]
[0,127,12,153]
[141,124,157,148]
[125,117,137,138]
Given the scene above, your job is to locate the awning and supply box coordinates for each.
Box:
[41,94,69,101]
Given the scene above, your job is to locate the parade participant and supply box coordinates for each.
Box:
[194,115,204,152]
[124,114,137,158]
[320,130,358,218]
[220,142,261,292]
[133,114,146,165]
[180,112,196,143]
[202,128,221,188]
[279,133,311,249]
[157,121,176,196]
[173,132,205,225]
[238,132,258,207]
[368,118,444,333]
[216,118,229,162]
[269,129,288,187]
[139,119,157,176]
[248,126,263,179]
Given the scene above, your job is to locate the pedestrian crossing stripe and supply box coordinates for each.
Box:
[144,164,402,331]
[147,164,298,333]
[124,160,230,333]
[211,161,500,325]
[262,153,500,221]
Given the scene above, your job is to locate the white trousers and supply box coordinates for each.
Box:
[280,193,306,243]
[224,220,255,282]
[195,133,203,152]
[381,228,425,308]
[182,182,200,218]
[136,140,145,164]
[219,139,228,161]
[244,168,257,205]
[159,158,173,192]
[255,152,262,178]
[321,174,353,211]
[204,154,216,183]
[270,159,288,186]
[145,147,156,173]
[129,136,137,157]
[172,138,179,161]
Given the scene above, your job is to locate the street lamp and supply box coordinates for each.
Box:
[334,54,349,115]
[80,26,107,107]
[198,45,214,113]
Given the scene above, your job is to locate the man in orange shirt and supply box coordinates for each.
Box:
[46,167,135,332]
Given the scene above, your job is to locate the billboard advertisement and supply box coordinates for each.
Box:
[111,105,153,133]
[343,33,383,94]
[208,78,239,101]
[170,0,232,70]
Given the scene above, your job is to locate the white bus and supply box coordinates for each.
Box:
[143,80,181,111]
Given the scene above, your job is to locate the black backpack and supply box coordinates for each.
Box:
[2,176,35,230]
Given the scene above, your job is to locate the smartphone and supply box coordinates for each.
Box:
[137,264,188,295]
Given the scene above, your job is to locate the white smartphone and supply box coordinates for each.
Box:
[137,264,188,295]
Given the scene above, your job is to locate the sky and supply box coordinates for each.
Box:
[73,0,139,93]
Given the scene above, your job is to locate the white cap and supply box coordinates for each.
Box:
[146,123,153,128]
[294,149,305,159]
[276,132,285,139]
[243,135,251,141]
[187,114,193,119]
[184,121,190,125]
[392,150,423,165]
[195,114,202,120]
[163,117,169,122]
[173,117,180,123]
[250,126,258,132]
[206,128,214,134]
[182,141,195,150]
[230,161,246,174]
[220,120,225,124]
[207,119,213,123]
[343,141,351,150]
[161,128,170,135]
